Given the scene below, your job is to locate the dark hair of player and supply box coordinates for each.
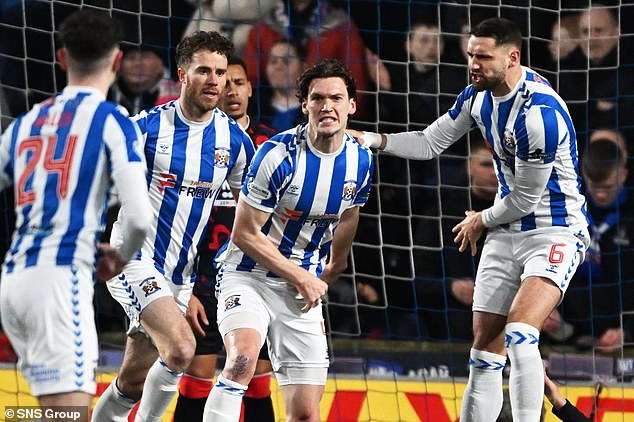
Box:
[57,8,124,76]
[470,17,523,50]
[176,31,233,69]
[297,58,357,102]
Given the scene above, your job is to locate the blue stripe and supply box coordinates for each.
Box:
[515,112,530,163]
[540,107,559,164]
[480,92,511,198]
[520,212,536,231]
[143,113,160,189]
[354,146,373,205]
[57,102,110,265]
[278,149,319,260]
[111,111,143,163]
[547,168,568,227]
[152,111,188,269]
[448,86,475,120]
[301,146,348,270]
[25,94,88,267]
[172,120,217,284]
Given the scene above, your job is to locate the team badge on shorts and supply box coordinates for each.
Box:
[224,294,241,311]
[214,147,231,168]
[342,180,357,201]
[139,277,161,297]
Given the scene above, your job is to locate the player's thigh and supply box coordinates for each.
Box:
[516,227,587,301]
[280,383,324,421]
[507,276,563,329]
[267,291,328,385]
[193,293,224,357]
[216,269,270,351]
[141,296,195,357]
[0,265,98,397]
[473,229,522,316]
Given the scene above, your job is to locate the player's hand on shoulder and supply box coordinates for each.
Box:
[346,129,383,149]
[95,242,125,282]
[185,294,209,337]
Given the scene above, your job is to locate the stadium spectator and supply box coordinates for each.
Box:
[202,59,373,422]
[356,17,589,421]
[173,57,276,422]
[561,139,634,353]
[547,16,585,68]
[384,20,464,129]
[108,45,179,116]
[183,0,277,57]
[242,0,370,115]
[92,31,255,421]
[0,9,151,411]
[258,39,306,132]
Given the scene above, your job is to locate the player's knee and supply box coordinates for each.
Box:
[287,405,319,422]
[225,353,257,383]
[163,340,196,373]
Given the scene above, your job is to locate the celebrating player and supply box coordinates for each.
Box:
[0,9,151,412]
[92,32,255,421]
[355,17,588,422]
[202,59,374,422]
[173,57,276,422]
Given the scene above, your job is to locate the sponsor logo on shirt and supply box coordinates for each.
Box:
[247,177,272,200]
[157,173,177,193]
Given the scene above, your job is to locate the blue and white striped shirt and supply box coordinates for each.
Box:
[111,101,255,285]
[0,86,145,273]
[387,66,588,232]
[220,123,374,278]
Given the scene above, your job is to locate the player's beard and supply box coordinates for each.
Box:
[471,68,506,92]
[185,83,218,116]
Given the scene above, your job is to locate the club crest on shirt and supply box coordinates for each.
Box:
[214,147,231,168]
[342,180,357,201]
[224,294,241,311]
[503,130,516,149]
[139,277,161,297]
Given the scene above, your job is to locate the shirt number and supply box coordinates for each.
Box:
[16,135,78,206]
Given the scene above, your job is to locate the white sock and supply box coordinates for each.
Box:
[506,322,543,422]
[202,374,248,422]
[459,348,506,422]
[134,359,183,422]
[91,378,137,422]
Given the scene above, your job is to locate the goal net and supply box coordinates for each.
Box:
[1,0,633,420]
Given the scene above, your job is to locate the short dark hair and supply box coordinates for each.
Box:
[228,57,248,74]
[470,17,522,50]
[297,58,356,102]
[176,31,233,68]
[57,9,123,74]
[583,139,624,182]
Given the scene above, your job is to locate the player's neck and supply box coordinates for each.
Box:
[178,98,214,122]
[491,66,522,97]
[67,71,113,97]
[307,125,343,154]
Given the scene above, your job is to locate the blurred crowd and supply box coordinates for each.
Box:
[0,0,633,354]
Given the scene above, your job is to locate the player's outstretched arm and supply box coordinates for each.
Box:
[232,199,328,310]
[320,206,360,284]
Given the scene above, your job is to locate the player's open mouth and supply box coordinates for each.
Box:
[319,117,336,123]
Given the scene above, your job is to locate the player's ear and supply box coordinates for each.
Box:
[348,98,357,116]
[177,67,186,84]
[301,100,308,116]
[112,49,123,73]
[56,48,68,71]
[508,47,521,68]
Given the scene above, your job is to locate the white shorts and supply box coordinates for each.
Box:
[216,267,329,386]
[0,265,98,396]
[473,226,589,316]
[107,259,192,336]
